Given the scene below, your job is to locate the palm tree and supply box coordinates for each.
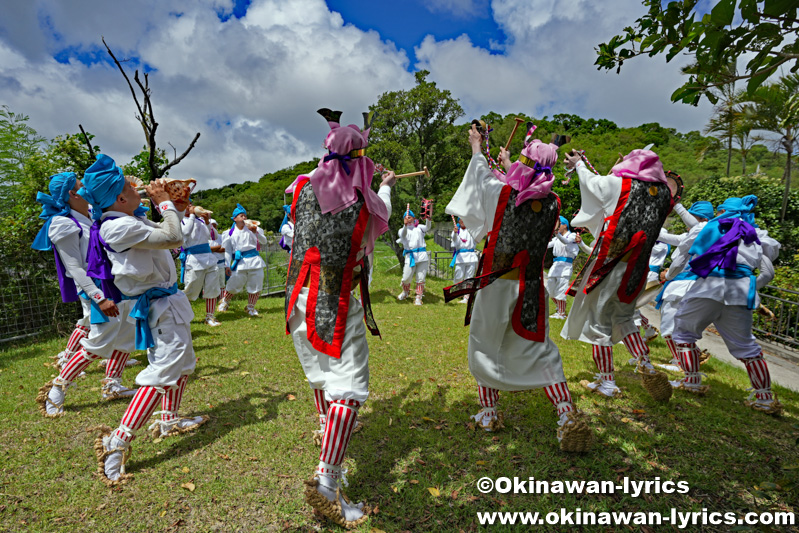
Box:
[745,74,799,222]
[700,63,739,176]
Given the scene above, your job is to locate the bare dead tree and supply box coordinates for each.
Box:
[102,37,200,181]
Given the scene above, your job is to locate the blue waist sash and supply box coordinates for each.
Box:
[654,270,698,309]
[403,247,427,268]
[79,278,109,324]
[649,264,662,273]
[450,248,476,267]
[553,257,574,264]
[179,243,213,283]
[231,248,260,271]
[217,259,226,264]
[706,265,757,310]
[120,283,179,350]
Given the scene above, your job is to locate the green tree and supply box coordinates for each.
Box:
[595,0,799,105]
[743,74,799,222]
[0,105,45,208]
[122,147,169,183]
[368,70,464,263]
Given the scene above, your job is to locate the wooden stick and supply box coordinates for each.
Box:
[504,117,525,151]
[395,166,430,179]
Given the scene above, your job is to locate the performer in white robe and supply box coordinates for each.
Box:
[180,207,221,326]
[283,108,396,527]
[561,149,675,401]
[450,218,478,303]
[76,156,207,485]
[397,210,431,305]
[218,204,267,316]
[670,196,782,414]
[279,204,294,252]
[444,123,592,452]
[545,216,579,319]
[208,219,227,294]
[34,171,139,418]
[652,201,714,368]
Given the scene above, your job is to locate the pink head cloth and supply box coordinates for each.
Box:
[610,149,666,183]
[497,133,559,207]
[285,118,389,255]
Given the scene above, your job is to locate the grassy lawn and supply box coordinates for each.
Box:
[1,241,798,532]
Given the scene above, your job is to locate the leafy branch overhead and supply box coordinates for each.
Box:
[595,0,799,105]
[102,37,200,181]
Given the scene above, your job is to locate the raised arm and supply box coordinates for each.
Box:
[673,203,698,229]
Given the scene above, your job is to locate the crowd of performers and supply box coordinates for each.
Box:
[31,110,783,528]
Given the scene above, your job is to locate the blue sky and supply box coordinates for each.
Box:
[326,0,505,66]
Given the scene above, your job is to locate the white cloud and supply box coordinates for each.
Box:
[416,0,714,134]
[0,0,414,190]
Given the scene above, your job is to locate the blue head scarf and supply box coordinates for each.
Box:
[559,216,570,230]
[690,195,758,257]
[78,154,125,220]
[134,203,150,217]
[278,204,291,231]
[31,172,78,251]
[687,201,713,221]
[404,209,415,218]
[231,203,247,221]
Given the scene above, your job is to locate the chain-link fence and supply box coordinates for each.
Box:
[0,252,82,344]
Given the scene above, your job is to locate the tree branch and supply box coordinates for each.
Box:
[161,133,201,177]
[78,124,96,160]
[102,37,147,125]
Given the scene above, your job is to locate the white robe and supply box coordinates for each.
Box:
[561,162,639,346]
[446,153,566,391]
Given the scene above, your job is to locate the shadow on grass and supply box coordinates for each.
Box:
[129,388,286,472]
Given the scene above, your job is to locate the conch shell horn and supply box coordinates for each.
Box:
[317,108,343,125]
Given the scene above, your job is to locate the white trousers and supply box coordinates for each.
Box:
[183,265,221,301]
[401,261,429,285]
[226,267,264,294]
[453,261,477,284]
[544,275,570,301]
[81,300,136,358]
[289,288,369,403]
[673,297,761,360]
[134,308,196,388]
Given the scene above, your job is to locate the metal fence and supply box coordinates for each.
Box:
[260,236,290,297]
[754,285,799,351]
[0,253,82,344]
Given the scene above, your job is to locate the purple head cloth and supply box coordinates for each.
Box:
[689,218,760,277]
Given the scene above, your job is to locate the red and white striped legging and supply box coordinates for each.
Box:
[319,399,360,466]
[663,335,681,365]
[313,388,329,425]
[205,297,217,314]
[592,345,615,380]
[676,342,702,385]
[64,324,90,357]
[104,350,131,379]
[622,332,651,363]
[112,376,189,444]
[744,353,773,401]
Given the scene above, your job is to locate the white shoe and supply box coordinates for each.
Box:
[205,315,221,327]
[549,313,566,320]
[307,472,368,526]
[149,415,209,438]
[460,296,469,304]
[397,290,409,301]
[581,377,622,398]
[470,408,498,432]
[40,379,71,416]
[657,363,683,372]
[102,434,128,482]
[55,351,69,369]
[217,299,229,312]
[101,378,138,400]
[246,305,259,316]
[98,358,139,369]
[414,296,423,306]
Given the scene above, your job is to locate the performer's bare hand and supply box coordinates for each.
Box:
[498,146,511,171]
[98,299,119,317]
[248,224,258,234]
[564,150,582,170]
[225,267,232,276]
[211,244,223,253]
[660,271,667,283]
[146,179,170,205]
[574,234,582,244]
[380,171,397,188]
[186,204,195,215]
[469,124,483,155]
